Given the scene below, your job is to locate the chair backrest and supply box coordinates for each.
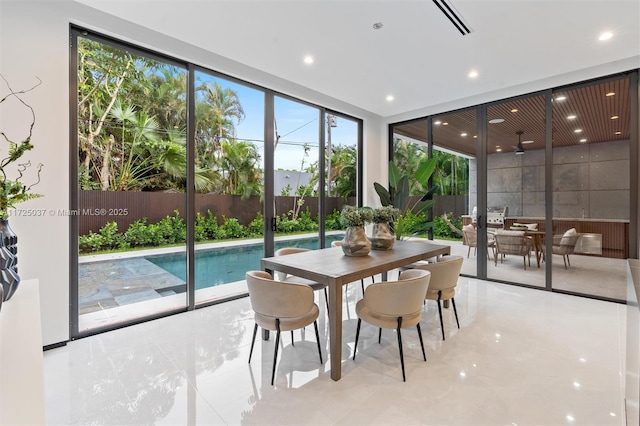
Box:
[495,230,529,256]
[559,228,579,246]
[275,247,310,256]
[411,255,463,292]
[363,269,430,317]
[274,247,311,280]
[245,270,314,318]
[462,224,477,246]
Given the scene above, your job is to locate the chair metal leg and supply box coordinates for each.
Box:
[291,330,294,346]
[567,255,571,267]
[563,255,567,269]
[436,293,445,341]
[467,246,471,258]
[396,317,405,382]
[360,280,365,294]
[323,287,329,313]
[313,320,323,364]
[271,318,281,385]
[248,323,258,363]
[353,318,361,360]
[378,328,382,344]
[416,323,426,362]
[451,297,460,329]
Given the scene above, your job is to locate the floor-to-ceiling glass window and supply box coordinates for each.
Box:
[550,76,631,301]
[388,71,637,300]
[74,34,188,333]
[71,28,363,337]
[192,71,266,304]
[324,112,358,247]
[273,96,322,248]
[430,111,476,276]
[485,95,546,287]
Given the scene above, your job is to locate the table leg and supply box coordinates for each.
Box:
[328,279,342,381]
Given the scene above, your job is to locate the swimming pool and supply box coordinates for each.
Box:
[146,234,344,289]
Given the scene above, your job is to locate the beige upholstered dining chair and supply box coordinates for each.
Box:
[550,228,580,269]
[412,255,464,341]
[352,269,431,382]
[493,229,533,270]
[246,270,323,386]
[274,247,328,311]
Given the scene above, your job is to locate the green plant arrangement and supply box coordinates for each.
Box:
[339,205,373,228]
[0,76,44,219]
[373,157,438,240]
[371,205,399,224]
[339,205,373,256]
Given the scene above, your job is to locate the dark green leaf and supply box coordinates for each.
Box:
[388,161,402,189]
[415,157,437,186]
[373,182,392,206]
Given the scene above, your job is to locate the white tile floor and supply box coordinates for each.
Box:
[44,276,626,425]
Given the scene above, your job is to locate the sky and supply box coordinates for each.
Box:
[197,71,358,171]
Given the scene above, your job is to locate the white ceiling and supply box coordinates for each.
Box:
[75,0,640,118]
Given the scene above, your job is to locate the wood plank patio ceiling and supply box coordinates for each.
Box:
[394,76,631,157]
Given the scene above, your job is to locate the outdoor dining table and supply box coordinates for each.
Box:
[260,239,451,381]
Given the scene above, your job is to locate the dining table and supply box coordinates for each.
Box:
[260,239,451,381]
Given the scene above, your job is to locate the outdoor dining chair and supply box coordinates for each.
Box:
[246,270,323,386]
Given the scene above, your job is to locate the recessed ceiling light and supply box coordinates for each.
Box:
[555,95,567,101]
[386,95,394,102]
[579,138,587,143]
[615,131,622,135]
[489,118,505,124]
[511,109,518,113]
[522,140,534,144]
[611,115,619,120]
[496,148,502,152]
[495,145,501,148]
[461,133,467,137]
[473,135,477,139]
[574,129,583,133]
[373,22,383,30]
[567,114,577,120]
[468,70,478,79]
[442,122,449,126]
[434,120,442,125]
[303,55,314,64]
[599,31,613,41]
[606,92,616,97]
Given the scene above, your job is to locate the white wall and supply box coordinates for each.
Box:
[0,0,386,345]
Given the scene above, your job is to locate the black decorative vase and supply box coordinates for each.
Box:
[0,229,20,302]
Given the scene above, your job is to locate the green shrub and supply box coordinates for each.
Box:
[124,218,151,247]
[324,209,342,230]
[247,212,264,237]
[194,212,207,242]
[433,213,463,240]
[219,216,247,239]
[79,231,105,252]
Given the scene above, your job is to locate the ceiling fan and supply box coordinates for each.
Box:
[513,131,525,155]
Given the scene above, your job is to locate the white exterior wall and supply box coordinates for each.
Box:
[0,0,386,345]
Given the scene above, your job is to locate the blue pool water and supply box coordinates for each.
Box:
[146,235,343,289]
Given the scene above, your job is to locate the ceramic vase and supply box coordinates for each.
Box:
[0,230,19,301]
[370,222,395,250]
[341,226,371,257]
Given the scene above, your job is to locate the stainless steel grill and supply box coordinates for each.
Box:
[487,207,508,226]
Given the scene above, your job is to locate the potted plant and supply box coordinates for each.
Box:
[0,75,44,301]
[374,157,438,240]
[369,205,399,250]
[339,205,373,256]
